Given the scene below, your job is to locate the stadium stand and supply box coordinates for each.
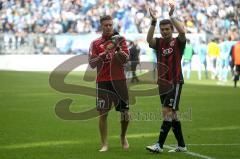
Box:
[0,0,239,55]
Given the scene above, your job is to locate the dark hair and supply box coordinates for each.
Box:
[100,15,112,24]
[159,19,174,30]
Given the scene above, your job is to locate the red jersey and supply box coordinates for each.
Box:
[231,41,240,65]
[89,34,129,82]
[150,37,186,84]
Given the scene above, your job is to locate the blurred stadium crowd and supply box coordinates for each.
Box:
[0,0,239,35]
[0,0,239,54]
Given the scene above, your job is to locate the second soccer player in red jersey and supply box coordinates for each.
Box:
[146,2,187,153]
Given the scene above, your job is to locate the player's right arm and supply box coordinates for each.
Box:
[146,8,157,48]
[88,41,103,69]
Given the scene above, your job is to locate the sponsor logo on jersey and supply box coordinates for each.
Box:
[162,48,173,56]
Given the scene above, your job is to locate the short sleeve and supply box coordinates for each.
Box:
[176,36,186,54]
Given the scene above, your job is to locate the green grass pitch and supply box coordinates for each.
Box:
[0,71,240,159]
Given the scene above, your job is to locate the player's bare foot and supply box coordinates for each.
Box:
[99,145,108,152]
[121,136,129,149]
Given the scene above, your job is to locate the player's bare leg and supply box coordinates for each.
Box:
[120,111,130,149]
[99,111,108,152]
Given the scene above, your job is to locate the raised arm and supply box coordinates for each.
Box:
[146,8,157,48]
[168,2,186,42]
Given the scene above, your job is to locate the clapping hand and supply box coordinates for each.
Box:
[149,8,157,21]
[105,43,114,53]
[168,0,175,16]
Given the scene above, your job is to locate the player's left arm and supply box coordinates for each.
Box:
[114,37,129,64]
[169,2,186,42]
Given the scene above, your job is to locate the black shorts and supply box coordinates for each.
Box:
[96,80,129,112]
[158,84,182,111]
[234,65,240,81]
[235,65,240,72]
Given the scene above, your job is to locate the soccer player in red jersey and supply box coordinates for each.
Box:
[88,15,130,152]
[230,41,240,88]
[145,2,187,153]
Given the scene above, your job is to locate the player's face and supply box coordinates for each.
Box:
[101,20,114,36]
[160,24,173,40]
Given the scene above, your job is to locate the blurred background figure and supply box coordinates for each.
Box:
[207,38,220,80]
[34,35,45,54]
[182,39,194,80]
[218,37,234,82]
[230,41,240,88]
[226,38,238,77]
[128,40,140,83]
[146,49,157,82]
[196,39,208,80]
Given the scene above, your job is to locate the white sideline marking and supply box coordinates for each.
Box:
[200,126,240,131]
[164,145,215,159]
[0,140,82,149]
[186,143,240,146]
[112,133,159,138]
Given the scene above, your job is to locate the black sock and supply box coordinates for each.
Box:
[172,120,185,147]
[158,121,172,148]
